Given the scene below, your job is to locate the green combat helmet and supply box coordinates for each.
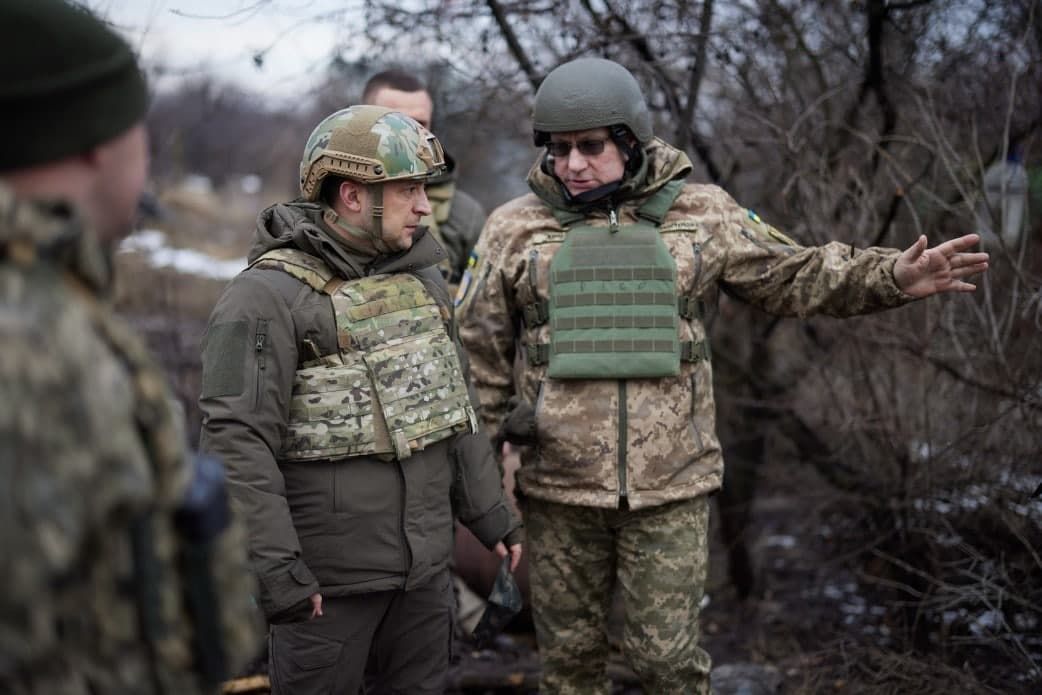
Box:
[532,57,653,147]
[299,105,446,238]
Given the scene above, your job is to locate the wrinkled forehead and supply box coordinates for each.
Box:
[547,127,612,143]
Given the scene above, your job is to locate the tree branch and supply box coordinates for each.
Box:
[676,0,715,153]
[485,0,542,91]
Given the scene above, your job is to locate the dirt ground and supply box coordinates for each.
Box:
[444,456,1037,695]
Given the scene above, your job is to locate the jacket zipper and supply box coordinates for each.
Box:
[253,319,268,411]
[617,380,628,506]
[613,202,626,506]
[397,461,413,583]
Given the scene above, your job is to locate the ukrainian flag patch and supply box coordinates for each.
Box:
[454,250,479,306]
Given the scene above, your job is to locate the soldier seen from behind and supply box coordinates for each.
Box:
[363,69,488,290]
[0,1,260,693]
[456,57,989,695]
[198,105,523,694]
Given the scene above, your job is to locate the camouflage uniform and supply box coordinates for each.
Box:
[0,185,259,694]
[457,138,913,693]
[423,157,487,285]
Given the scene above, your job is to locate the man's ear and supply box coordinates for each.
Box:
[337,180,365,213]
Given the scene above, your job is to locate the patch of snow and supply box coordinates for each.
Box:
[764,534,796,549]
[968,609,1004,636]
[120,229,245,280]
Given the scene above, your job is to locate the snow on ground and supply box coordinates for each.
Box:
[120,229,246,280]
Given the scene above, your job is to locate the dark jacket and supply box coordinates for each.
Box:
[199,201,520,620]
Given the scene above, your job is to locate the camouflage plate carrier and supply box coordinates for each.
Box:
[251,248,477,461]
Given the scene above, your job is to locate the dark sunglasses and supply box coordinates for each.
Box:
[546,138,608,158]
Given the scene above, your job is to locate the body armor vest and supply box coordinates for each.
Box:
[547,220,679,378]
[526,179,710,378]
[251,249,477,461]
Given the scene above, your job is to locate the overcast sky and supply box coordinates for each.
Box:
[88,0,357,99]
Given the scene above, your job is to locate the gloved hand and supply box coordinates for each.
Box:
[492,396,537,451]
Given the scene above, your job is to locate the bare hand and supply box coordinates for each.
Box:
[309,592,323,619]
[893,233,989,298]
[494,541,523,573]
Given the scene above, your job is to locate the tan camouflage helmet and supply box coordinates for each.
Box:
[299,105,446,201]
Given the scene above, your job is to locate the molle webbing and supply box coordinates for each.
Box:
[535,178,707,379]
[547,223,679,378]
[250,249,476,461]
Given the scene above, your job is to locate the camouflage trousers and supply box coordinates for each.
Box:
[526,496,712,695]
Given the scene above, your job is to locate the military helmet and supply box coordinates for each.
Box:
[299,105,446,201]
[532,58,653,146]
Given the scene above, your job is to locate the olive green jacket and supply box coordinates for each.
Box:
[199,201,520,621]
[457,139,915,510]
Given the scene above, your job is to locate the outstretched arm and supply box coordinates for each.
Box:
[894,233,989,298]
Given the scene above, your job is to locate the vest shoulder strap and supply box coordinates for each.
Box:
[550,207,587,228]
[250,248,335,293]
[636,178,685,224]
[547,178,685,229]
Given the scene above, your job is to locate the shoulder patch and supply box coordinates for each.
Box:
[745,209,798,247]
[454,250,479,306]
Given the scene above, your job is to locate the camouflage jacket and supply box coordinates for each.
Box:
[0,186,258,694]
[199,201,520,621]
[457,139,914,510]
[424,153,487,284]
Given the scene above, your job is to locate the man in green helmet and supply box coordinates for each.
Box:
[456,57,989,694]
[198,105,522,694]
[1,1,260,693]
[362,69,488,290]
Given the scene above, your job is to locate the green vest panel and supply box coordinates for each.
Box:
[251,249,477,461]
[547,220,680,379]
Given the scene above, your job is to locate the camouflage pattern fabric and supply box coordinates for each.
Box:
[422,179,487,285]
[250,248,477,461]
[0,186,259,694]
[526,496,711,694]
[299,106,445,200]
[457,137,914,510]
[199,199,521,626]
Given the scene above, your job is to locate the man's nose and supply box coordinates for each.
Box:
[415,187,432,216]
[567,147,588,171]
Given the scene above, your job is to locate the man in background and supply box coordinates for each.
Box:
[363,69,487,288]
[0,1,259,692]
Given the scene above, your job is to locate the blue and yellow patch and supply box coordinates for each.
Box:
[745,208,797,247]
[454,250,479,306]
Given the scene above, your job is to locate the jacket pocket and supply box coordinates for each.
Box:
[529,378,617,491]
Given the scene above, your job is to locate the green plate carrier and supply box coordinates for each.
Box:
[251,249,478,461]
[541,179,697,379]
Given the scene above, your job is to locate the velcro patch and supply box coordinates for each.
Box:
[201,320,248,398]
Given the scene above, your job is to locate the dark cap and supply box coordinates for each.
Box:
[0,0,149,172]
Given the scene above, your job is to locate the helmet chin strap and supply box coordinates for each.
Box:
[367,182,394,255]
